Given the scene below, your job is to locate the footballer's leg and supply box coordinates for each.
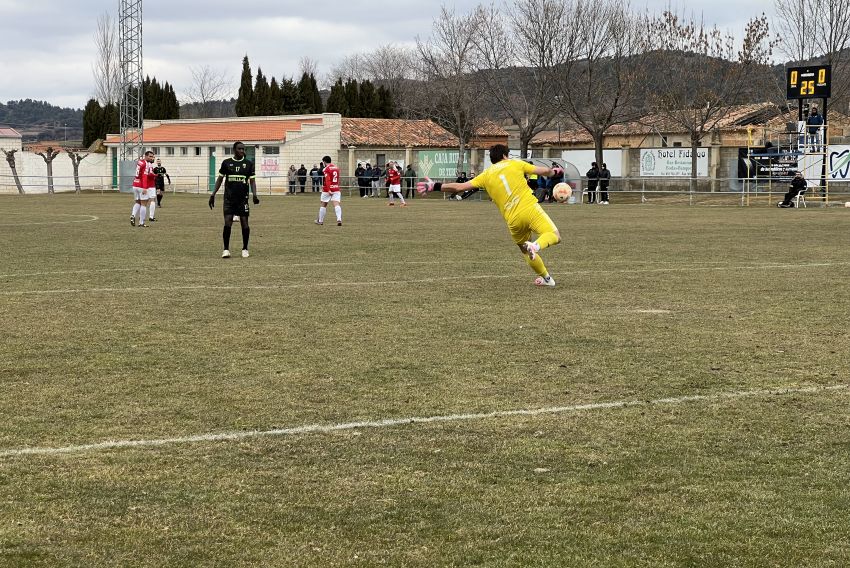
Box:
[333,193,342,225]
[240,214,250,257]
[222,213,234,257]
[525,205,561,258]
[511,219,555,287]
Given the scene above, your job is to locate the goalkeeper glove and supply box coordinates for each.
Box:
[253,195,260,205]
[416,177,442,195]
[208,194,215,209]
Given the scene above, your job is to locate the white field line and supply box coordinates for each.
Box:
[0,261,846,297]
[1,384,846,459]
[0,275,514,296]
[0,214,99,227]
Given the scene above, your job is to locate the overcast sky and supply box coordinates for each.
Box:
[0,0,777,110]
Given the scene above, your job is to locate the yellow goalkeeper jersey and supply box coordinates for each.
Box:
[469,159,538,222]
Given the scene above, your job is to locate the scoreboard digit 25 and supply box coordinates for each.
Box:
[786,65,831,99]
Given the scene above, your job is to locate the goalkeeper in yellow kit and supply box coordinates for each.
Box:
[418,144,562,287]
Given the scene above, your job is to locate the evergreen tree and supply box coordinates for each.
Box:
[344,79,360,118]
[310,73,323,113]
[235,56,254,117]
[280,77,303,114]
[297,72,323,114]
[254,68,272,115]
[102,103,119,138]
[376,85,395,119]
[359,80,378,118]
[82,98,103,147]
[163,82,180,118]
[325,79,347,115]
[269,77,282,115]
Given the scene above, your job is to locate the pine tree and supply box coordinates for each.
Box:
[359,80,378,118]
[297,72,322,114]
[163,82,179,118]
[235,56,254,117]
[102,103,119,137]
[269,77,282,115]
[325,79,347,115]
[376,85,395,119]
[310,74,323,113]
[280,77,303,114]
[344,79,360,118]
[254,68,271,115]
[83,98,103,147]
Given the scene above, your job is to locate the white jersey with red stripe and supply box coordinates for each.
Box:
[323,164,341,192]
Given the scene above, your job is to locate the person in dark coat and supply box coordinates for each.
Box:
[586,162,600,204]
[599,163,611,204]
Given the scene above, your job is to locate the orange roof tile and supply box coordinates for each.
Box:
[0,127,22,138]
[341,118,459,148]
[105,118,323,144]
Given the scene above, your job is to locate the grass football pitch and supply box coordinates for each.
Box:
[0,193,848,567]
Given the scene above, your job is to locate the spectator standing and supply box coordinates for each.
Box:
[355,162,367,198]
[371,164,383,197]
[404,164,417,198]
[586,162,600,204]
[806,106,825,150]
[287,164,297,195]
[297,164,308,192]
[599,163,611,205]
[309,164,321,192]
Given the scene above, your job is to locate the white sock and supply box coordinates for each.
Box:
[334,205,342,222]
[140,205,147,225]
[149,202,156,219]
[318,207,326,223]
[132,203,140,218]
[398,193,406,205]
[389,194,394,204]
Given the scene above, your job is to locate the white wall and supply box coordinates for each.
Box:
[0,150,109,194]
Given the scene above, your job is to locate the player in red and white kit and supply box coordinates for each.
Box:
[130,150,156,227]
[315,155,343,226]
[385,161,407,207]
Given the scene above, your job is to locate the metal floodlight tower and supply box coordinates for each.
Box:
[119,0,143,163]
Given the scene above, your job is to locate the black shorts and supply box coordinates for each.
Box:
[223,191,249,217]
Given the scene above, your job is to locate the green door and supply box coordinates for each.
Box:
[208,147,217,191]
[111,149,118,188]
[245,146,256,162]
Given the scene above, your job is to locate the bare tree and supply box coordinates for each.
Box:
[557,0,651,168]
[327,53,368,86]
[1,148,25,194]
[774,0,850,108]
[644,11,775,180]
[299,56,319,78]
[36,147,61,195]
[92,11,120,105]
[415,6,487,173]
[185,65,232,118]
[66,150,89,194]
[474,0,568,157]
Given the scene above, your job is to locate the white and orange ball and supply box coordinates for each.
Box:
[553,182,573,203]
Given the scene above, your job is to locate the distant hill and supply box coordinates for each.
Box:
[0,99,84,143]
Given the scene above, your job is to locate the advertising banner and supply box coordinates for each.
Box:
[417,150,470,179]
[639,148,708,177]
[259,157,280,178]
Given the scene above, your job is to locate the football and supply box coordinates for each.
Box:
[552,182,573,203]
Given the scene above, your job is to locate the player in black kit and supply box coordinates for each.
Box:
[209,141,260,258]
[152,159,170,216]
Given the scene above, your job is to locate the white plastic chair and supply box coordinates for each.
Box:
[794,187,807,208]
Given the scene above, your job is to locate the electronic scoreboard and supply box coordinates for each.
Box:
[786,65,831,99]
